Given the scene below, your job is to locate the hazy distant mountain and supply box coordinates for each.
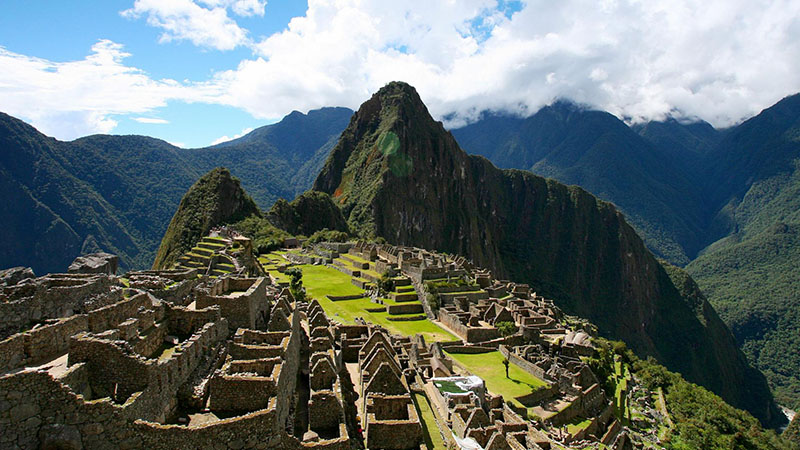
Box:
[451,103,707,265]
[686,94,800,409]
[0,107,352,273]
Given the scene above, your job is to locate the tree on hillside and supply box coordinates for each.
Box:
[286,267,306,302]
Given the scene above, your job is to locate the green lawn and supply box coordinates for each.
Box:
[565,416,592,435]
[342,253,371,265]
[414,392,446,449]
[446,351,548,409]
[298,264,455,342]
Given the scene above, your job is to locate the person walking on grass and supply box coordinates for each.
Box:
[503,357,510,378]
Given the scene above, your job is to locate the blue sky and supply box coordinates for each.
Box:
[0,0,309,147]
[0,0,798,148]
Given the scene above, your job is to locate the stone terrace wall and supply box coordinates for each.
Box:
[438,309,499,343]
[0,275,121,339]
[167,304,222,337]
[499,345,554,383]
[0,292,151,373]
[0,370,321,450]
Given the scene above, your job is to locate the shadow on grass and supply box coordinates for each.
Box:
[507,376,541,391]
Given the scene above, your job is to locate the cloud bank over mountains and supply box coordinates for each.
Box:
[1,0,799,139]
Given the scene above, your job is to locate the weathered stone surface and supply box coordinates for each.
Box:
[0,266,35,286]
[9,402,39,421]
[40,424,83,450]
[68,252,119,275]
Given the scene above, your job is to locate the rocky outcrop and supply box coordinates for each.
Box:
[313,81,782,426]
[68,252,119,275]
[0,266,35,286]
[152,168,259,270]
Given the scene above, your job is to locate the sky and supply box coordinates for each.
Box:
[1,0,799,148]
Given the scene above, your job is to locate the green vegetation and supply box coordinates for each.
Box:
[590,338,794,449]
[565,416,592,435]
[495,321,517,337]
[232,215,291,255]
[784,415,800,445]
[446,350,547,411]
[286,267,306,302]
[378,271,394,296]
[306,228,349,244]
[267,190,350,237]
[688,222,800,410]
[433,379,467,394]
[0,108,352,274]
[413,393,446,450]
[153,168,259,270]
[297,264,455,342]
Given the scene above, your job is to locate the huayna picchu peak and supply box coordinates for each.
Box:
[314,81,783,427]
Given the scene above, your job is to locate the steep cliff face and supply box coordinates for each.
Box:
[314,81,782,426]
[153,167,259,269]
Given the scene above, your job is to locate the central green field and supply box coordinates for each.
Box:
[297,264,456,342]
[446,350,548,410]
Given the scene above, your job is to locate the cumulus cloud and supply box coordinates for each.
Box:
[210,126,254,145]
[193,0,800,128]
[0,40,219,139]
[122,0,250,50]
[3,0,800,141]
[200,0,267,17]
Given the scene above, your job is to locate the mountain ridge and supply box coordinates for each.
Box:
[0,107,352,274]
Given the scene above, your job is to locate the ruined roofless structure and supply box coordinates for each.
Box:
[1,234,644,449]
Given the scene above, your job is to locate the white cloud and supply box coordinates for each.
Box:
[200,0,267,17]
[210,126,254,145]
[3,0,800,142]
[211,0,800,128]
[133,117,169,124]
[0,40,219,139]
[122,0,250,50]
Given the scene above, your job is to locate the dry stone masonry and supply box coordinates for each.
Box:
[1,235,662,449]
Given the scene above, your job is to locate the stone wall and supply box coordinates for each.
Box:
[195,278,269,331]
[0,275,121,339]
[499,345,554,383]
[0,292,151,373]
[167,304,222,337]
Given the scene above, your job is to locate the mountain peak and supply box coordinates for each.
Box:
[152,167,259,269]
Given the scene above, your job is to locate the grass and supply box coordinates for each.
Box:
[446,351,548,410]
[565,416,592,435]
[299,264,365,298]
[298,264,455,342]
[613,358,632,423]
[342,253,371,265]
[414,392,446,449]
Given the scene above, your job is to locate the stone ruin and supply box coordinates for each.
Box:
[0,237,642,449]
[0,266,362,449]
[357,330,423,450]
